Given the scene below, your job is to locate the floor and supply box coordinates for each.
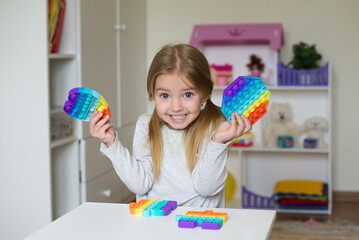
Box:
[276,201,359,224]
[269,201,359,239]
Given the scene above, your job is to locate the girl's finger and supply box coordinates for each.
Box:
[89,111,100,134]
[94,115,110,133]
[89,111,102,130]
[99,122,113,134]
[230,113,236,131]
[241,116,252,133]
[235,113,245,135]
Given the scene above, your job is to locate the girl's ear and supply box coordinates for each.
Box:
[200,97,208,111]
[201,95,209,103]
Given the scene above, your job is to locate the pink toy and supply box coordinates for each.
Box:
[210,64,233,86]
[190,24,283,50]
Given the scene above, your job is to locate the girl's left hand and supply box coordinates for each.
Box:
[212,112,252,144]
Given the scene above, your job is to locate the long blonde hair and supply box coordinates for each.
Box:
[147,44,223,180]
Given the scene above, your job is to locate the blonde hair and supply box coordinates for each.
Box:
[147,44,223,180]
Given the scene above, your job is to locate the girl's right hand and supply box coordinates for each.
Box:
[89,111,116,147]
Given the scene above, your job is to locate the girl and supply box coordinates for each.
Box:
[89,44,252,207]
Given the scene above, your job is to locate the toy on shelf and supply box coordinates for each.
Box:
[176,210,228,230]
[63,87,111,122]
[277,136,294,148]
[129,199,177,217]
[221,76,270,125]
[246,54,273,86]
[231,132,253,147]
[303,138,318,148]
[263,102,299,148]
[247,54,264,78]
[242,186,275,210]
[278,63,329,86]
[51,108,73,141]
[274,180,328,210]
[300,116,328,148]
[210,64,233,86]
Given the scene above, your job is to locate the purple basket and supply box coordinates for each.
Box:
[242,186,275,209]
[277,63,329,86]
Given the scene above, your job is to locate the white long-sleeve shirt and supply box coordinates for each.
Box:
[100,113,230,207]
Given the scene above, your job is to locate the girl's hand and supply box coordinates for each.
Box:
[89,111,116,147]
[212,112,252,144]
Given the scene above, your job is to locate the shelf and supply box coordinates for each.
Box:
[276,208,330,215]
[230,146,330,153]
[51,135,77,149]
[268,86,329,91]
[49,53,76,60]
[51,106,64,114]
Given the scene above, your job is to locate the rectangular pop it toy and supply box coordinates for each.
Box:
[129,199,177,217]
[221,76,270,125]
[176,210,228,230]
[63,87,111,122]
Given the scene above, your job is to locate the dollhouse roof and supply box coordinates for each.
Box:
[210,64,233,71]
[190,23,283,51]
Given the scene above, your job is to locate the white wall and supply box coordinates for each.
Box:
[146,0,359,191]
[0,0,52,239]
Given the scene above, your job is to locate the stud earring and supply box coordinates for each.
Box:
[200,102,206,110]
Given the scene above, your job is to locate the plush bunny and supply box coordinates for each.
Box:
[263,102,299,147]
[300,116,329,148]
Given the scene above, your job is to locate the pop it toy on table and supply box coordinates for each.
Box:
[221,76,270,125]
[176,210,228,230]
[63,87,111,121]
[129,199,177,217]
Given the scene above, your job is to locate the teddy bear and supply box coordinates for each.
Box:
[263,102,299,147]
[300,116,328,148]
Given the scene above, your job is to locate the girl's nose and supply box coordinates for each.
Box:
[171,99,183,111]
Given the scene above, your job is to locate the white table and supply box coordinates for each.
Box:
[25,202,276,240]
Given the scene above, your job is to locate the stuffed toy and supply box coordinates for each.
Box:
[263,102,299,147]
[300,116,328,148]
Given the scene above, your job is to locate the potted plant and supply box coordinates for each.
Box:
[287,42,322,85]
[288,42,322,69]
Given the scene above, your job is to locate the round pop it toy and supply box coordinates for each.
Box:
[221,76,270,125]
[63,87,111,121]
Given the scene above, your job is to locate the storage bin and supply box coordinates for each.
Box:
[277,63,329,86]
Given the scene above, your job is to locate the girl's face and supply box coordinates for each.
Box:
[154,72,205,130]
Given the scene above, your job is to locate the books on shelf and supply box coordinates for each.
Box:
[48,0,66,53]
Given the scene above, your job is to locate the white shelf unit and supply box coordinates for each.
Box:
[223,81,332,215]
[48,0,82,219]
[48,0,147,219]
[190,24,332,214]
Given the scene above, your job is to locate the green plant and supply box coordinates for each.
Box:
[288,42,322,69]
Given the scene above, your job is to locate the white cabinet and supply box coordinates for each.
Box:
[79,137,133,204]
[190,24,332,214]
[49,0,146,219]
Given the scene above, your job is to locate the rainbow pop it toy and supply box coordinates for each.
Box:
[221,76,270,125]
[63,87,111,122]
[176,210,228,230]
[129,199,177,217]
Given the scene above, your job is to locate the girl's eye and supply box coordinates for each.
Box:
[184,92,193,98]
[160,93,169,99]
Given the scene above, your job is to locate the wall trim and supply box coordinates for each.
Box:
[333,191,359,202]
